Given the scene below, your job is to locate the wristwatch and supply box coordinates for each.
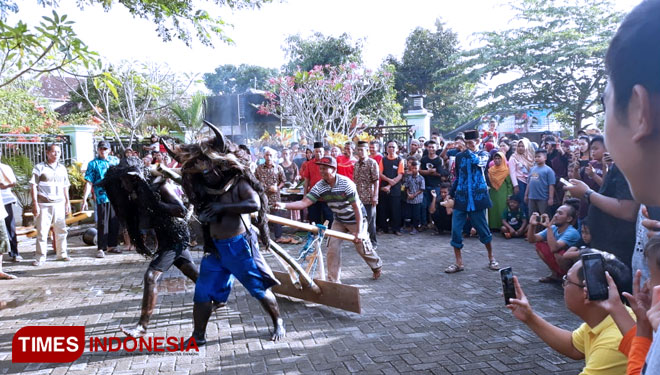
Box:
[584,189,594,203]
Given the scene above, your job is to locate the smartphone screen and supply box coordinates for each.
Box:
[499,267,516,305]
[646,206,660,222]
[581,254,608,301]
[579,160,589,168]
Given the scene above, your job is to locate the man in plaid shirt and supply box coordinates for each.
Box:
[353,141,380,248]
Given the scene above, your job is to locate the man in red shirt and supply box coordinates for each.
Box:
[336,141,357,181]
[301,142,333,227]
[369,140,383,165]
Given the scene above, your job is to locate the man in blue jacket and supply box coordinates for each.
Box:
[446,130,499,273]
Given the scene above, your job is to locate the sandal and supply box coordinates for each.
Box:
[444,264,465,273]
[0,272,17,280]
[488,259,500,270]
[372,267,382,280]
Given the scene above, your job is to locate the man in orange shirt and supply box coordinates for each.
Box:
[336,141,357,181]
[302,142,333,227]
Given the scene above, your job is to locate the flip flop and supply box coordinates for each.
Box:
[444,264,465,273]
[0,272,17,280]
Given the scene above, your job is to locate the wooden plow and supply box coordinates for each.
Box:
[264,214,361,314]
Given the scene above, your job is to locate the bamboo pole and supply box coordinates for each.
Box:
[266,214,355,241]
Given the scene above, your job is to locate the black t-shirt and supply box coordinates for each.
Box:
[420,155,447,188]
[587,164,636,268]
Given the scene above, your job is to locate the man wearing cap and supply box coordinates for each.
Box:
[82,140,120,258]
[276,156,383,282]
[301,141,333,227]
[445,130,500,273]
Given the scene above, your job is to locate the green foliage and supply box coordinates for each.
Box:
[282,32,363,74]
[0,86,60,134]
[203,64,278,95]
[448,0,623,135]
[355,63,404,125]
[3,0,273,47]
[66,161,85,199]
[170,92,206,139]
[0,10,98,89]
[389,20,476,131]
[1,154,33,209]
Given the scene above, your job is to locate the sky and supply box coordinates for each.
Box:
[11,0,641,88]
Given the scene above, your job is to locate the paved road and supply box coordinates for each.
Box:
[0,230,584,374]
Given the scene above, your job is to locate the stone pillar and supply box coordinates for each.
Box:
[403,94,433,140]
[60,125,96,168]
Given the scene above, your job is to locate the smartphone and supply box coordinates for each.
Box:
[579,160,589,168]
[647,206,660,221]
[559,177,574,187]
[581,253,608,301]
[499,267,516,305]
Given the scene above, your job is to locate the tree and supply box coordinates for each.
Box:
[449,0,624,135]
[282,32,362,74]
[388,20,476,131]
[4,0,272,46]
[0,0,269,89]
[170,92,207,141]
[258,63,391,141]
[65,62,192,148]
[0,85,60,134]
[203,64,278,95]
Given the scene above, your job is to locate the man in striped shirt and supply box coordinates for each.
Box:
[276,156,383,282]
[30,144,71,265]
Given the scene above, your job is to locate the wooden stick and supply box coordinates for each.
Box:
[266,214,355,241]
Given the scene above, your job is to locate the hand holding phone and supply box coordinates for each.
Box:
[560,177,574,188]
[500,267,516,305]
[540,213,551,227]
[529,212,540,225]
[581,253,609,301]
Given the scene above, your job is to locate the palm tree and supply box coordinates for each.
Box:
[170,92,206,142]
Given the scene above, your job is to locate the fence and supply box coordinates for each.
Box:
[366,125,414,149]
[0,134,72,166]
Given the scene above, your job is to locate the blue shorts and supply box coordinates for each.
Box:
[193,233,269,303]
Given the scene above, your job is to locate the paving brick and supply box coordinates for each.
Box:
[1,232,583,374]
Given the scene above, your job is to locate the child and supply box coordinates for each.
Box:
[525,149,556,217]
[430,183,452,234]
[555,220,592,272]
[501,195,528,239]
[403,160,425,234]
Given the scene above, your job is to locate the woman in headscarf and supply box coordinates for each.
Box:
[508,138,535,214]
[487,151,513,230]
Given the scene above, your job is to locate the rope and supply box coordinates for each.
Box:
[296,223,326,278]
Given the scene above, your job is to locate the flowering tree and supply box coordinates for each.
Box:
[258,63,391,141]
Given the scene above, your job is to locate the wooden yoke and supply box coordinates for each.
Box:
[265,214,355,241]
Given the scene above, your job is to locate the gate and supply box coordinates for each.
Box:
[366,124,414,149]
[0,134,72,166]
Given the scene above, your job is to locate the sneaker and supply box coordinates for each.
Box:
[96,250,106,258]
[410,229,418,235]
[32,259,45,267]
[10,255,23,262]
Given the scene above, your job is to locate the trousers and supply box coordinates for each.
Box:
[35,203,68,260]
[326,219,382,283]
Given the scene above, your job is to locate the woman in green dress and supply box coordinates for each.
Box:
[487,152,513,230]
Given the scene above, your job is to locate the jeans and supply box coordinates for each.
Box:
[409,203,422,228]
[308,201,333,228]
[4,203,17,257]
[450,209,492,249]
[364,204,377,247]
[515,180,528,215]
[422,187,441,226]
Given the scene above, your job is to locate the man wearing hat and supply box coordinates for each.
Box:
[301,141,333,228]
[277,156,383,282]
[445,130,500,273]
[82,140,121,258]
